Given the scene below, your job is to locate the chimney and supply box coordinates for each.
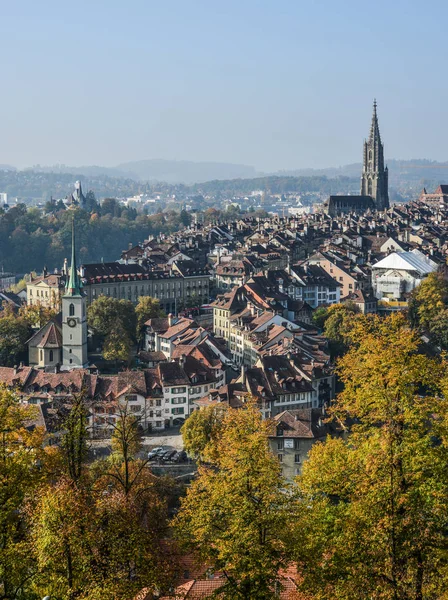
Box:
[43,266,48,278]
[240,363,246,385]
[179,354,186,368]
[168,313,174,327]
[128,242,133,250]
[13,365,18,375]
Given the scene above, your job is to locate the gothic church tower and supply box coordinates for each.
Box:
[62,218,88,369]
[361,100,389,211]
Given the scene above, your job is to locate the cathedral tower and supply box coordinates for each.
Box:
[361,100,389,211]
[62,218,88,369]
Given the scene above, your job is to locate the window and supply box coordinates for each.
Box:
[278,454,283,462]
[172,397,187,404]
[277,440,284,450]
[294,454,301,464]
[156,399,162,407]
[69,303,75,316]
[294,439,300,450]
[130,405,141,413]
[172,407,185,415]
[126,395,138,402]
[172,387,187,394]
[49,350,54,362]
[156,421,162,427]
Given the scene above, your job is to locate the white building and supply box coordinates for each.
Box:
[372,250,437,301]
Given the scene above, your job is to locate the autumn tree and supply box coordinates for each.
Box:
[174,399,291,599]
[20,303,57,329]
[0,386,47,599]
[180,403,227,462]
[408,271,448,330]
[291,313,448,600]
[408,271,448,348]
[102,320,132,365]
[30,478,94,600]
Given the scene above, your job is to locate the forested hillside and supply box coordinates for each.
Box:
[0,202,189,273]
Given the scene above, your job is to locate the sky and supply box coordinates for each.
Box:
[1,0,448,172]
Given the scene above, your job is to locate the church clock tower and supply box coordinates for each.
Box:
[62,218,88,369]
[361,100,390,211]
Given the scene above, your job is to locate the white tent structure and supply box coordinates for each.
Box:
[371,249,438,300]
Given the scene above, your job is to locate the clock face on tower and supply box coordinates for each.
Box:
[67,318,77,328]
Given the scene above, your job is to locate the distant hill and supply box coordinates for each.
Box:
[273,159,448,189]
[25,159,258,184]
[115,159,257,183]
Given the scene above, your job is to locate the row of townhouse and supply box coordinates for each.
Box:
[0,350,225,435]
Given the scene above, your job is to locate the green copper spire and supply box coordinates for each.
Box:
[65,217,82,296]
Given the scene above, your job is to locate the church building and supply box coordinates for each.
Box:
[28,218,88,370]
[325,101,390,216]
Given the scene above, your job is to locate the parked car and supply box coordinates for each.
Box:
[170,450,187,463]
[161,449,177,462]
[148,446,169,460]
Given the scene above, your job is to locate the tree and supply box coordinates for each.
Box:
[408,271,448,330]
[0,386,47,599]
[312,305,328,329]
[20,303,57,329]
[323,302,360,358]
[180,209,191,227]
[291,313,448,600]
[60,392,89,482]
[0,310,31,366]
[87,296,136,344]
[175,399,291,599]
[30,478,94,600]
[135,295,165,341]
[102,321,132,365]
[108,400,146,496]
[180,404,227,462]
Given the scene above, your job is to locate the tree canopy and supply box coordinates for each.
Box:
[291,313,448,599]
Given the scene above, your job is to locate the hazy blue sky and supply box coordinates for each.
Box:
[1,0,448,171]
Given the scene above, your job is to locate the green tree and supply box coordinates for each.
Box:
[87,296,136,343]
[323,302,360,358]
[292,314,448,600]
[135,295,165,340]
[0,310,31,366]
[60,392,89,482]
[312,305,328,329]
[180,209,191,227]
[175,399,291,599]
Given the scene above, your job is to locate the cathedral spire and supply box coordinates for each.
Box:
[65,217,82,296]
[361,100,389,211]
[370,99,381,142]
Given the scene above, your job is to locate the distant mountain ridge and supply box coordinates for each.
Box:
[276,159,448,186]
[27,159,257,184]
[3,158,448,190]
